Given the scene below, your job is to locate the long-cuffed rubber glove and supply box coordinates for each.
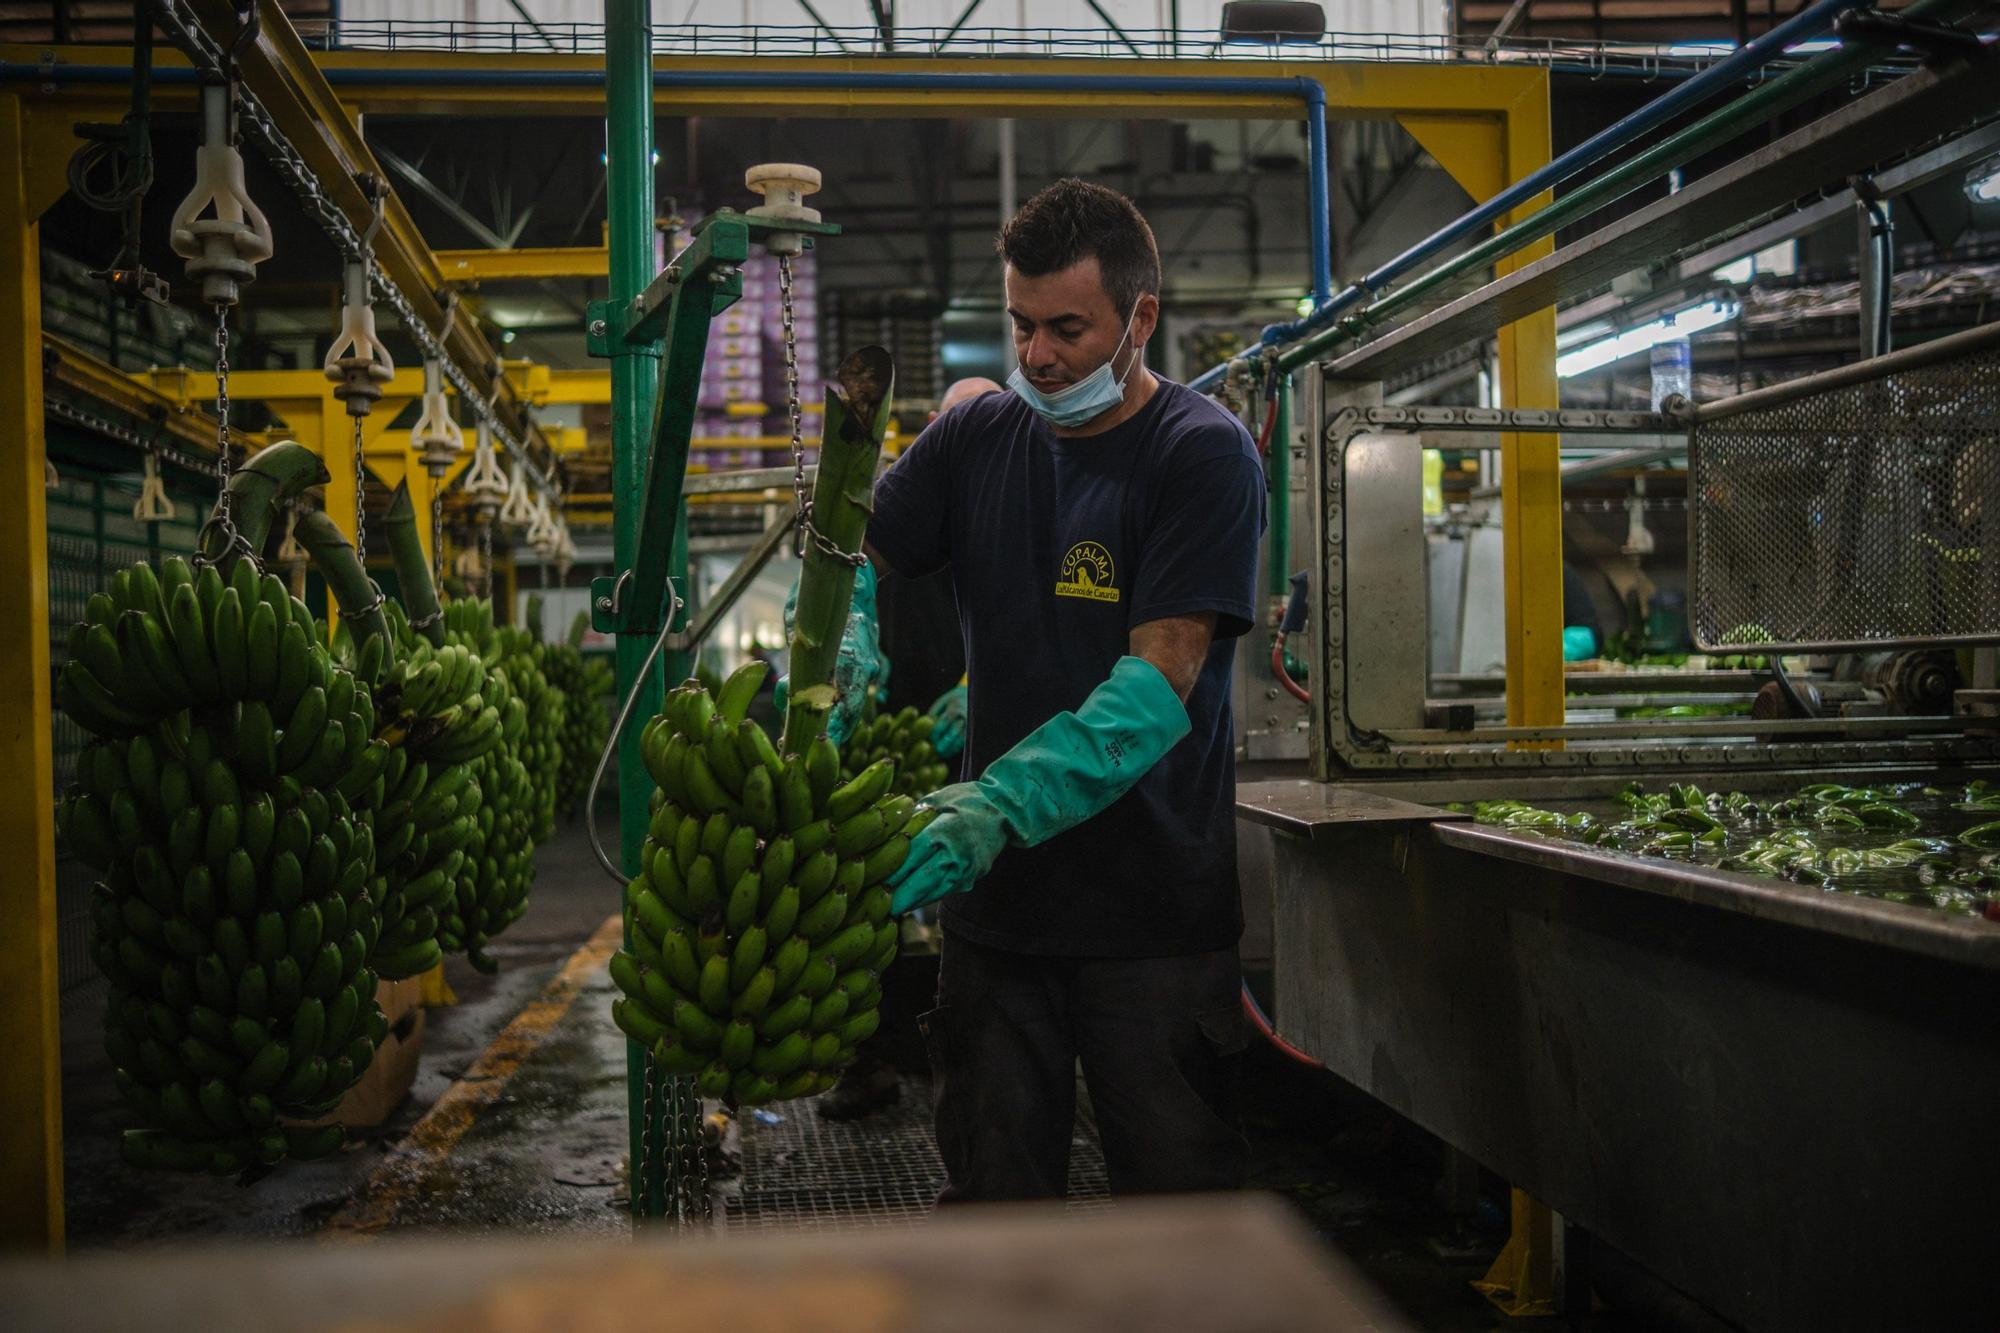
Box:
[774,562,885,749]
[926,682,969,760]
[888,656,1191,915]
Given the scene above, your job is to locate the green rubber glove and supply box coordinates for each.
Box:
[926,682,969,760]
[888,656,1191,915]
[775,562,884,749]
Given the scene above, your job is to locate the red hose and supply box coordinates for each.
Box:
[1241,981,1323,1069]
[1272,638,1311,703]
[1254,389,1280,457]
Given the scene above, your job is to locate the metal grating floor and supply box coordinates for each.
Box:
[718,1073,1110,1232]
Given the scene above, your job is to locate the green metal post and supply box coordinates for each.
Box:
[604,0,674,1222]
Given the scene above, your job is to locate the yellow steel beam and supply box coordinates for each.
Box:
[43,335,275,456]
[1396,87,1561,735]
[438,247,610,282]
[0,92,64,1255]
[539,369,608,406]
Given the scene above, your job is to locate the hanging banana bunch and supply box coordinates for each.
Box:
[606,347,920,1107]
[55,443,389,1175]
[536,604,614,821]
[838,700,951,799]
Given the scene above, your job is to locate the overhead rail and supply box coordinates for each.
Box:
[301,18,1920,80]
[1190,0,1975,393]
[138,0,560,501]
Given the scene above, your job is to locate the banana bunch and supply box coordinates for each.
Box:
[378,636,505,765]
[442,600,562,847]
[608,662,925,1106]
[839,703,952,799]
[542,641,612,819]
[55,555,387,1174]
[436,694,537,973]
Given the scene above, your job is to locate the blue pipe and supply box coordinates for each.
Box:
[1228,0,1867,385]
[9,60,1336,309]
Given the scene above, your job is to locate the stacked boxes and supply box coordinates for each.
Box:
[675,214,827,468]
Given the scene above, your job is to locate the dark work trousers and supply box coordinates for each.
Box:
[920,929,1250,1202]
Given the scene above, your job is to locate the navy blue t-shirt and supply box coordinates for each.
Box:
[867,379,1265,957]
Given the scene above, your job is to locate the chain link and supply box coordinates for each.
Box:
[779,255,865,570]
[432,481,445,588]
[195,303,257,571]
[780,255,808,559]
[147,0,552,491]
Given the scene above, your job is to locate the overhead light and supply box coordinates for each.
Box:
[1668,40,1733,56]
[1712,256,1756,284]
[501,329,517,344]
[1966,154,2000,203]
[1556,298,1739,378]
[1295,295,1316,317]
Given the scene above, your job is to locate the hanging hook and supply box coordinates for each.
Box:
[169,82,273,308]
[276,503,308,569]
[324,256,395,417]
[412,355,464,476]
[133,450,178,522]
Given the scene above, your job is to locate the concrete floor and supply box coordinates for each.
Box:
[59,819,1679,1330]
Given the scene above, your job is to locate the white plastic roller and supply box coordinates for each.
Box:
[170,84,273,308]
[745,162,822,255]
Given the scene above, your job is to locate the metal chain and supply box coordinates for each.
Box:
[638,1061,659,1222]
[349,417,387,621]
[780,254,808,559]
[779,254,865,570]
[431,481,444,587]
[196,303,256,571]
[479,520,493,601]
[147,0,551,490]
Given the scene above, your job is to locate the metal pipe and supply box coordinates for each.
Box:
[1691,317,2000,424]
[1251,0,1866,354]
[1189,0,1980,391]
[1267,372,1291,599]
[602,0,664,1225]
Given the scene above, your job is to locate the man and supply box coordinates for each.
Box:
[859,178,1266,1199]
[817,376,998,1121]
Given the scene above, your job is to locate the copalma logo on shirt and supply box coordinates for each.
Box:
[1055,541,1120,603]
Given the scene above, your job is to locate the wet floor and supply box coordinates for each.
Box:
[59,817,1683,1330]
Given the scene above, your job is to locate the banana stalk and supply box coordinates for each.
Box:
[296,511,393,657]
[197,442,331,568]
[780,345,894,757]
[384,483,446,648]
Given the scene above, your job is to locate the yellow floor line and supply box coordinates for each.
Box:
[320,913,624,1243]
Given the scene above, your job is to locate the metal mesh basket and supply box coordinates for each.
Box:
[1690,330,2000,653]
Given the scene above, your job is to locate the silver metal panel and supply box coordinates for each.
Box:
[1690,322,2000,652]
[1425,532,1464,675]
[1328,54,2000,379]
[1263,819,2000,1333]
[1343,434,1428,735]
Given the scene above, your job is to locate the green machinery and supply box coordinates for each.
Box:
[593,2,847,1223]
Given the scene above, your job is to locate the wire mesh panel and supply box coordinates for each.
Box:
[1691,336,2000,652]
[721,1075,1110,1232]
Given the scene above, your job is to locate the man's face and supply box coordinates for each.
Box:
[1004,258,1154,396]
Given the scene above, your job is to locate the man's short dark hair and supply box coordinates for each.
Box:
[997,178,1161,320]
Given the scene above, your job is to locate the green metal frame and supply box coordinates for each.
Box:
[598,2,840,1222]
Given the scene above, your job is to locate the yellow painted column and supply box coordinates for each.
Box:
[1399,90,1562,733]
[1495,78,1563,734]
[0,92,65,1254]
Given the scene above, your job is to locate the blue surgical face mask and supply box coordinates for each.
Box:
[1009,313,1138,429]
